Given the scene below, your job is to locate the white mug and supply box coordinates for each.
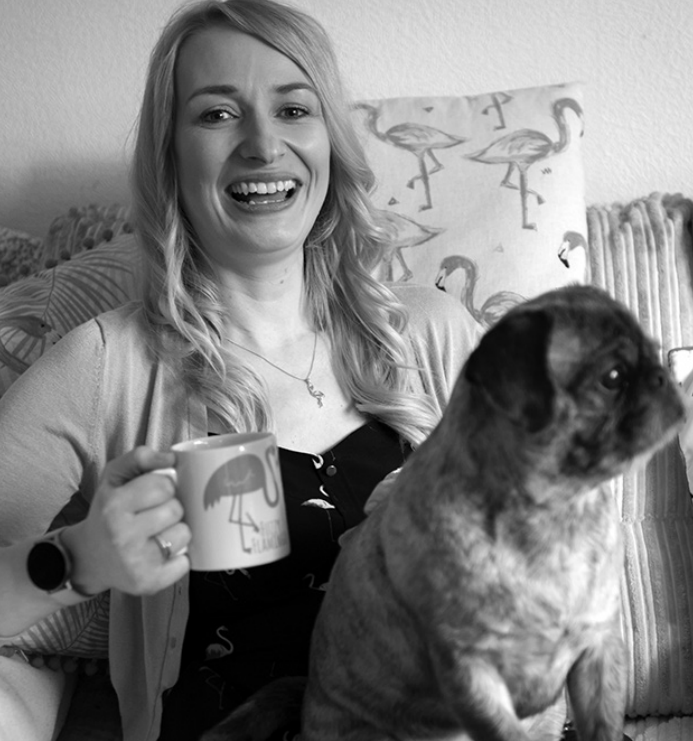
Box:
[160,432,290,570]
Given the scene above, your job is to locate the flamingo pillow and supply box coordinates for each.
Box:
[352,81,587,327]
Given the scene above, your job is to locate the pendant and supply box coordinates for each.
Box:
[305,378,325,408]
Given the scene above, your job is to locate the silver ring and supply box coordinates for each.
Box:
[153,534,173,561]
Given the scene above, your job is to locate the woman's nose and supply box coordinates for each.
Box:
[238,115,283,163]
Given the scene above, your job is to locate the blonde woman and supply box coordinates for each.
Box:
[0,1,477,738]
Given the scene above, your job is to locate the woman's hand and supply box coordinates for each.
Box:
[62,446,191,596]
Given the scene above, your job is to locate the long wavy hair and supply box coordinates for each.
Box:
[131,0,439,446]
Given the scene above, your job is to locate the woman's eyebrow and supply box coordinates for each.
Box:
[186,81,318,104]
[186,84,238,103]
[275,82,318,96]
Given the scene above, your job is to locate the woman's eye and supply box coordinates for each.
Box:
[280,105,309,120]
[601,365,627,390]
[200,108,233,124]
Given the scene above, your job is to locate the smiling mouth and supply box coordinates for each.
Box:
[227,179,298,206]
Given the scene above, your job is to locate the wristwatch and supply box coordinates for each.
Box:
[27,529,91,601]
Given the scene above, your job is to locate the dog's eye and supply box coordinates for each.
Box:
[601,365,627,390]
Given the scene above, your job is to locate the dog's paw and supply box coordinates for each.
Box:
[363,468,401,515]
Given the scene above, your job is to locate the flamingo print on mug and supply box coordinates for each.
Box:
[168,432,290,570]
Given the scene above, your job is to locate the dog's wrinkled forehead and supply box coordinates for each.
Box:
[533,287,654,383]
[520,285,637,327]
[520,286,646,337]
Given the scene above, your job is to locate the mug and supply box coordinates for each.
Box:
[161,432,290,570]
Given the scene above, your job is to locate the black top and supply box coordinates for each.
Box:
[158,420,412,740]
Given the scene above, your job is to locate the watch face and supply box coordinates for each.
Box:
[27,541,68,591]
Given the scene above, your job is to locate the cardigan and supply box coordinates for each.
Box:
[0,284,479,741]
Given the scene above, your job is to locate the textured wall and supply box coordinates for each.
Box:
[0,0,690,237]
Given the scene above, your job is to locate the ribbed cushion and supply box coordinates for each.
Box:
[586,193,693,716]
[625,715,693,741]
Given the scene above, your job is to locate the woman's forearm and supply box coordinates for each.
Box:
[0,532,93,638]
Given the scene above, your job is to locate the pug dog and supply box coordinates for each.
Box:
[203,285,685,741]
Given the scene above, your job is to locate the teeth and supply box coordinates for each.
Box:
[230,179,296,195]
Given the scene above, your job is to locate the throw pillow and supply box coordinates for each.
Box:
[352,81,588,324]
[0,227,45,287]
[43,203,132,262]
[587,192,693,716]
[0,231,141,397]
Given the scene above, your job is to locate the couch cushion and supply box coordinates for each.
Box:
[1,594,110,660]
[43,203,132,262]
[353,81,588,315]
[625,715,693,741]
[0,231,141,397]
[587,192,693,716]
[0,227,45,287]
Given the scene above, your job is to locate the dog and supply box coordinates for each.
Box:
[203,285,685,741]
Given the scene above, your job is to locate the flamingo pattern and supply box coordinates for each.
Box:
[203,449,281,554]
[200,569,250,602]
[481,92,513,130]
[198,666,227,711]
[466,97,584,230]
[435,254,525,329]
[302,484,337,541]
[303,573,329,592]
[558,230,588,268]
[377,210,444,282]
[205,625,234,660]
[354,103,467,211]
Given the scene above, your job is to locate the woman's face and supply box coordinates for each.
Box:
[174,27,331,275]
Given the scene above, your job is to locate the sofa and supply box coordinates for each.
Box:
[0,80,691,740]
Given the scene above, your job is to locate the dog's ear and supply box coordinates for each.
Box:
[464,310,554,433]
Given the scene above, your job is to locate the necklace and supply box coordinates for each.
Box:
[225,332,326,408]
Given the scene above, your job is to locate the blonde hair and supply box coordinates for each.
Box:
[131,0,438,446]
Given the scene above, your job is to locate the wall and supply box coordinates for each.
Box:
[0,0,690,237]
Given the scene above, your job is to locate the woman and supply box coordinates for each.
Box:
[0,1,477,739]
